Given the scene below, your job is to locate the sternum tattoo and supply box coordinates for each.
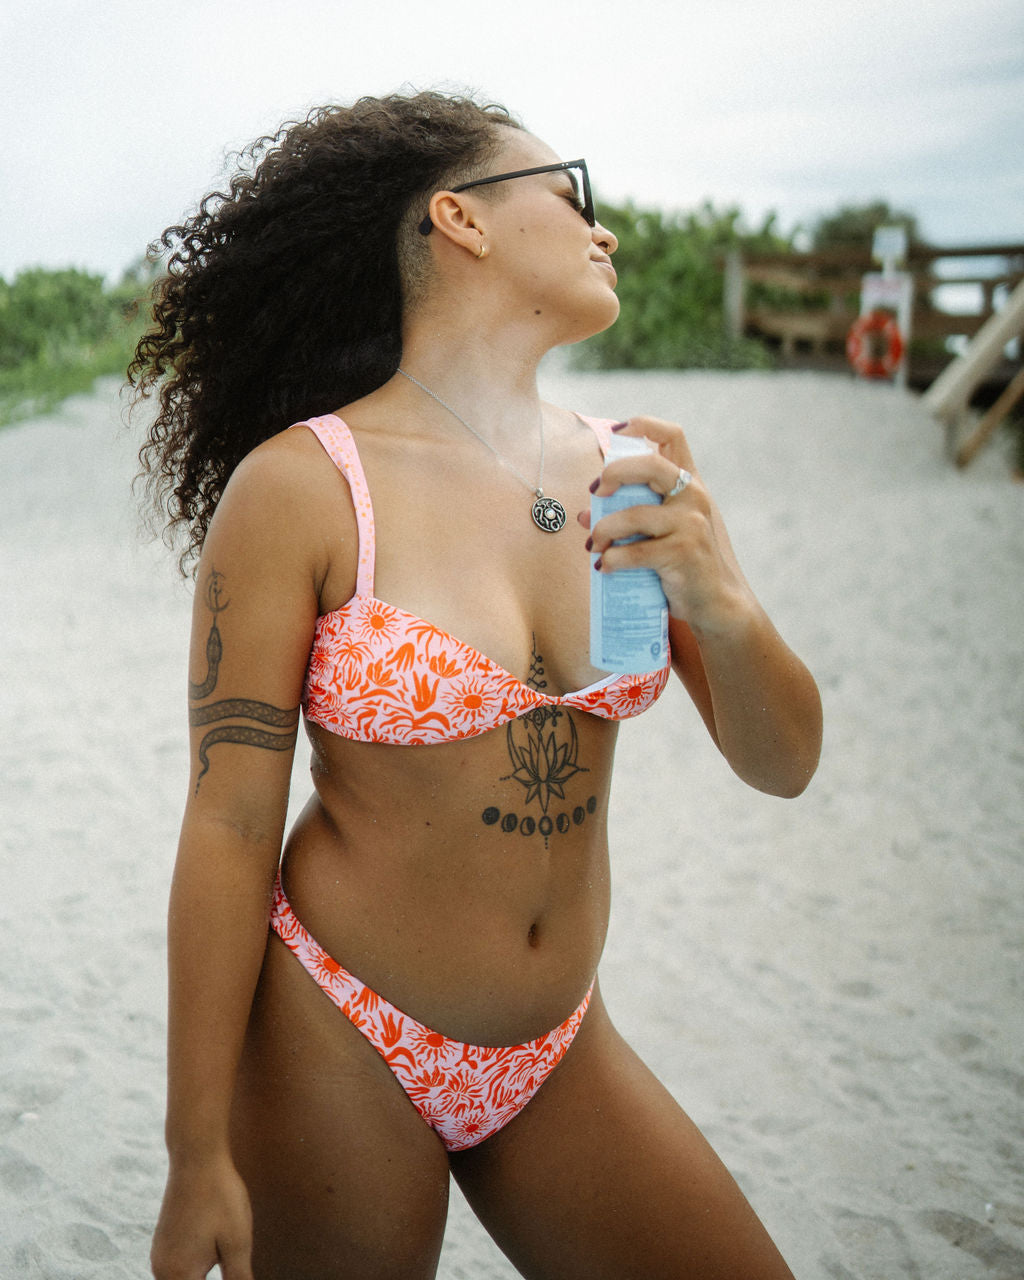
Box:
[481,636,595,847]
[188,569,299,793]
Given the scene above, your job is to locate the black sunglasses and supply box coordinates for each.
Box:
[417,159,594,235]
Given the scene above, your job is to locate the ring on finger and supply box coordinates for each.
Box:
[666,468,692,499]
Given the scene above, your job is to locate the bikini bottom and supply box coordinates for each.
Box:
[269,872,593,1152]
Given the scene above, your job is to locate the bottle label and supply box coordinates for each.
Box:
[590,461,668,674]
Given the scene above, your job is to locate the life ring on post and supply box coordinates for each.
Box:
[846,310,904,379]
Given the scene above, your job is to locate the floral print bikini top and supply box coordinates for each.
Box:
[299,414,670,746]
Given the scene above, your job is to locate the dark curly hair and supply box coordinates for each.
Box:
[128,91,520,572]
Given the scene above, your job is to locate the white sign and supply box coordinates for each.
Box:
[872,225,908,267]
[862,273,913,312]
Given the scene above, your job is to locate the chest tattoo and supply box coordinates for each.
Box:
[481,637,596,845]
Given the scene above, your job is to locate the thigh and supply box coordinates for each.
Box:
[231,933,451,1280]
[449,982,794,1280]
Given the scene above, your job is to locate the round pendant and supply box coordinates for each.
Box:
[532,495,567,532]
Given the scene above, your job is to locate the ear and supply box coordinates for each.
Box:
[426,190,488,259]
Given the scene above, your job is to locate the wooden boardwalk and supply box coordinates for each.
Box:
[726,241,1024,396]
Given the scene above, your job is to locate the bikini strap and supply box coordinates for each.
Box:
[574,413,617,459]
[299,412,613,597]
[299,415,375,596]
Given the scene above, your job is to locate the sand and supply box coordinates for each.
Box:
[1,368,1021,1278]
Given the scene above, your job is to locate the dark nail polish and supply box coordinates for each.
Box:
[611,421,628,431]
[585,536,593,551]
[593,557,603,571]
[589,479,599,493]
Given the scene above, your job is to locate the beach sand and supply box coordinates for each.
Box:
[1,369,1021,1278]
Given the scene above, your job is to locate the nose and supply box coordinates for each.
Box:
[592,221,618,255]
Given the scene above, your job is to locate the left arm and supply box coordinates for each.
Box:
[585,416,822,797]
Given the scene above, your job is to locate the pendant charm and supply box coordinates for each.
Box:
[532,494,567,532]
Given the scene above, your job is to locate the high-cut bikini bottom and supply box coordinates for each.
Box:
[269,872,593,1152]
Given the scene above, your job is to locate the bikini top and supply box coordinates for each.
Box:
[299,413,670,746]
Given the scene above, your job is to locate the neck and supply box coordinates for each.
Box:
[396,307,551,442]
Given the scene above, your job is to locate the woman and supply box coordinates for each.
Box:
[133,91,821,1279]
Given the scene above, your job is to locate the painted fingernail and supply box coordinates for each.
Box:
[611,422,627,431]
[585,536,593,551]
[589,479,599,493]
[593,557,603,571]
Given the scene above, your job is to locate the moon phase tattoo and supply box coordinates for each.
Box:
[188,569,299,793]
[482,637,594,846]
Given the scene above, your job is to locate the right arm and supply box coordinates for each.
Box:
[151,438,328,1280]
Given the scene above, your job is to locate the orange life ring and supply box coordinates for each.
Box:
[847,310,904,378]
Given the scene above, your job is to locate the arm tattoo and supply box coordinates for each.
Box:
[482,635,594,847]
[188,569,299,792]
[192,717,299,793]
[190,699,300,728]
[188,569,229,699]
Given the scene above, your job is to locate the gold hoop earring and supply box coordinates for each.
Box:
[476,243,488,260]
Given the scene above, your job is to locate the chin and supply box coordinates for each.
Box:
[570,291,620,344]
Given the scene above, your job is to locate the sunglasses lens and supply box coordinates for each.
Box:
[572,164,595,225]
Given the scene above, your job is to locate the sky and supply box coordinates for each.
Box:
[2,0,1022,281]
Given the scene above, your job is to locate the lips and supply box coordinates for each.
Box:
[592,257,617,285]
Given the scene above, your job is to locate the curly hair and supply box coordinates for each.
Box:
[128,91,520,572]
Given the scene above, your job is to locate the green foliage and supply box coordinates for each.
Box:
[0,268,110,368]
[811,200,924,252]
[2,197,934,412]
[572,200,788,371]
[0,264,153,427]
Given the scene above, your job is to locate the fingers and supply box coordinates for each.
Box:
[611,415,698,472]
[589,417,697,503]
[219,1246,256,1280]
[588,500,682,564]
[665,468,693,500]
[151,1235,254,1280]
[576,416,700,535]
[587,472,713,582]
[579,415,743,630]
[150,1163,254,1280]
[590,454,691,500]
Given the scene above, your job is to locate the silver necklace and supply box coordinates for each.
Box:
[397,368,567,533]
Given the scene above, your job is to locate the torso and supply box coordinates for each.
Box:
[279,400,665,1045]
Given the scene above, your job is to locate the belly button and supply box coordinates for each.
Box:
[527,922,540,948]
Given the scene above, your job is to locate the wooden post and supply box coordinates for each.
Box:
[724,249,745,343]
[955,366,1024,468]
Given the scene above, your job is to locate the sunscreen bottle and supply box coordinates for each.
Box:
[590,434,669,673]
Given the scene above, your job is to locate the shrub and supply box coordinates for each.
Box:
[0,264,153,426]
[572,199,789,371]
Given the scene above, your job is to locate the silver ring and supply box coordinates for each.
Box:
[666,468,692,499]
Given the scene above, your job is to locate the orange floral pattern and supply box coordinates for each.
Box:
[270,875,593,1151]
[298,415,670,746]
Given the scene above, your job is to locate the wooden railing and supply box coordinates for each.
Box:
[724,243,1024,388]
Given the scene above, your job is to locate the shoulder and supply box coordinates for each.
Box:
[217,421,349,523]
[229,419,329,495]
[206,420,357,599]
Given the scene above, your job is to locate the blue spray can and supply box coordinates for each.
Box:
[590,434,668,673]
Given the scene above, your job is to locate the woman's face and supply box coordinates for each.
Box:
[469,129,620,344]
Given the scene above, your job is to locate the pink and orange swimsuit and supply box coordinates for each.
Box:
[272,413,670,1151]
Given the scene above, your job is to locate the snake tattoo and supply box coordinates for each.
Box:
[188,569,299,793]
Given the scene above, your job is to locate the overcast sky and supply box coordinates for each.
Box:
[2,0,1022,280]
